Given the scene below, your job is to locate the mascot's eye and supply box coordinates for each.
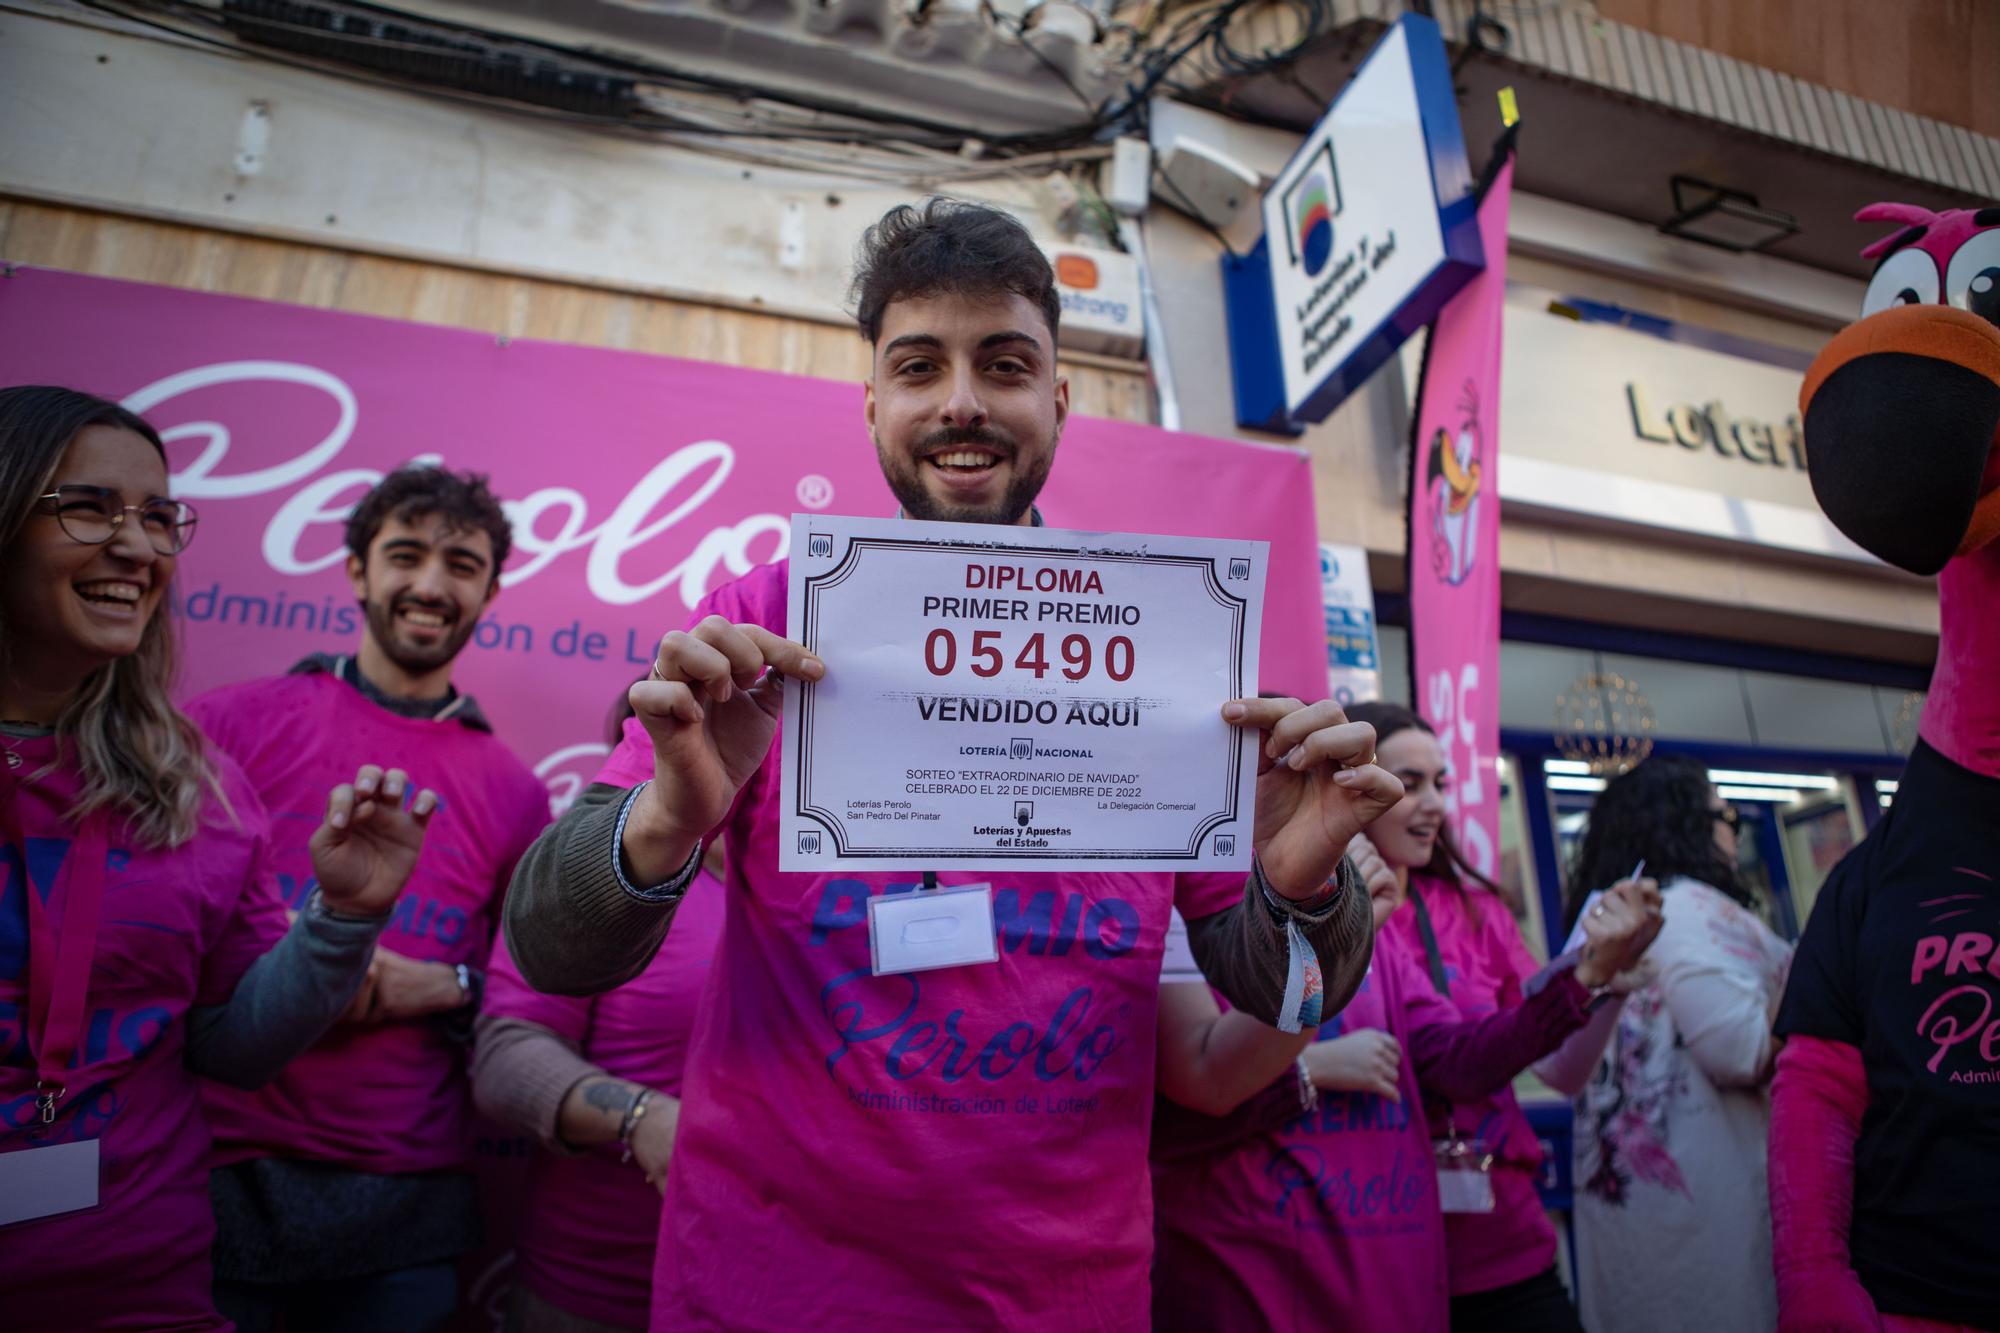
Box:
[1861,247,1941,317]
[1946,230,2000,327]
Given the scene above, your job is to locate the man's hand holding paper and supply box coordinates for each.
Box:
[1225,695,1404,900]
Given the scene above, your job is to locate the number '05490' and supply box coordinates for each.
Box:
[923,630,1134,682]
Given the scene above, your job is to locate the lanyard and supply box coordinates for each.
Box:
[1407,883,1451,998]
[2,781,112,1125]
[1407,882,1484,1155]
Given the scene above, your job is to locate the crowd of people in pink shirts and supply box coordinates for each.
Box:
[4,195,1993,1333]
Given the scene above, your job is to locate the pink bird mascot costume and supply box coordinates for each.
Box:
[1772,202,2000,1333]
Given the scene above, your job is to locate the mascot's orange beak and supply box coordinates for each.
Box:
[1802,303,2000,574]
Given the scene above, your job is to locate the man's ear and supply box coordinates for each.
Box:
[863,375,879,444]
[1053,372,1070,441]
[479,573,502,616]
[345,551,368,601]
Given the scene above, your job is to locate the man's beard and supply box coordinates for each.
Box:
[362,593,478,676]
[878,424,1056,525]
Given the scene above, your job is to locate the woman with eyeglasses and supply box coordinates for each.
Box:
[1548,754,1793,1333]
[0,386,440,1329]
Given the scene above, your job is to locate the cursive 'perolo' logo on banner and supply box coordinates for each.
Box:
[125,361,790,609]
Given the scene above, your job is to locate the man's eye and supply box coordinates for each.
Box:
[899,359,936,375]
[990,360,1027,374]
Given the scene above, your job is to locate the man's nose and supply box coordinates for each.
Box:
[940,368,988,430]
[409,559,451,599]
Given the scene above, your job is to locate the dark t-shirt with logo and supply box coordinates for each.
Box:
[1777,740,2000,1324]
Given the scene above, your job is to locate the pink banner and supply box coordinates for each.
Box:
[2,265,1324,1324]
[0,267,1326,813]
[1407,159,1513,881]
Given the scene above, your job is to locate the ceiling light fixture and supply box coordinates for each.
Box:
[1716,784,1803,804]
[1661,175,1800,253]
[1708,769,1840,791]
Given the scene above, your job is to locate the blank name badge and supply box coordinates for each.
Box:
[0,1138,101,1227]
[869,884,1000,976]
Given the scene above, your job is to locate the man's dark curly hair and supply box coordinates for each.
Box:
[850,198,1061,346]
[1565,754,1750,931]
[345,464,512,584]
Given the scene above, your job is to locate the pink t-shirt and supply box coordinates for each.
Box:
[1152,930,1455,1333]
[596,560,1243,1332]
[1,734,288,1331]
[484,868,726,1329]
[1381,876,1558,1295]
[189,671,550,1173]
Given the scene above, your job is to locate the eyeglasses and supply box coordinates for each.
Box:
[1712,806,1741,831]
[36,485,199,555]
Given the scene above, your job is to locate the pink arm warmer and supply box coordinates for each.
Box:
[1770,1035,1882,1332]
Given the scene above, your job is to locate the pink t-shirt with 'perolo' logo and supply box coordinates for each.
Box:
[1380,876,1559,1295]
[189,670,550,1173]
[1152,928,1454,1333]
[483,869,726,1329]
[595,559,1244,1332]
[1,736,288,1330]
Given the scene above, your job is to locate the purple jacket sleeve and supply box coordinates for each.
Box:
[1404,961,1593,1105]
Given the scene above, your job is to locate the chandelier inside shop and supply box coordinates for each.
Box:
[1552,671,1656,779]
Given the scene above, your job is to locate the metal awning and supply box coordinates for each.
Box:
[1181,1,2000,279]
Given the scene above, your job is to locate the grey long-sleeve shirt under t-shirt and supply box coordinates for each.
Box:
[502,781,1373,1029]
[185,896,387,1086]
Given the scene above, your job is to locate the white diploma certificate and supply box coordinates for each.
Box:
[780,513,1265,872]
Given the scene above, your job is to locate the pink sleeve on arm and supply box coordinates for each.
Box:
[1770,1035,1883,1333]
[1173,871,1249,921]
[1483,897,1542,1008]
[196,768,291,1005]
[591,569,778,796]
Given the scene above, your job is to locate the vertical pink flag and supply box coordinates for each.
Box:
[1408,156,1513,881]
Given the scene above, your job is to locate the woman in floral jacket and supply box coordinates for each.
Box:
[1540,756,1792,1333]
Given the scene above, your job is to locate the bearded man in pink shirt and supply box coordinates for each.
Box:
[503,198,1399,1332]
[189,467,551,1332]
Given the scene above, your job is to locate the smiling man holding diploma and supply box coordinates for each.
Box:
[503,198,1398,1331]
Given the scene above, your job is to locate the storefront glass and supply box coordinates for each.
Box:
[1496,754,1548,964]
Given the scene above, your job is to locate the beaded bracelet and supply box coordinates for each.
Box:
[618,1088,656,1164]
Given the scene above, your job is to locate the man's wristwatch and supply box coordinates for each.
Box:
[452,962,475,1009]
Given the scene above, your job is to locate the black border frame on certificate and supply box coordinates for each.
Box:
[789,533,1252,863]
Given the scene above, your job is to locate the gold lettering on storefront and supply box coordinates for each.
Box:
[1625,383,1806,470]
